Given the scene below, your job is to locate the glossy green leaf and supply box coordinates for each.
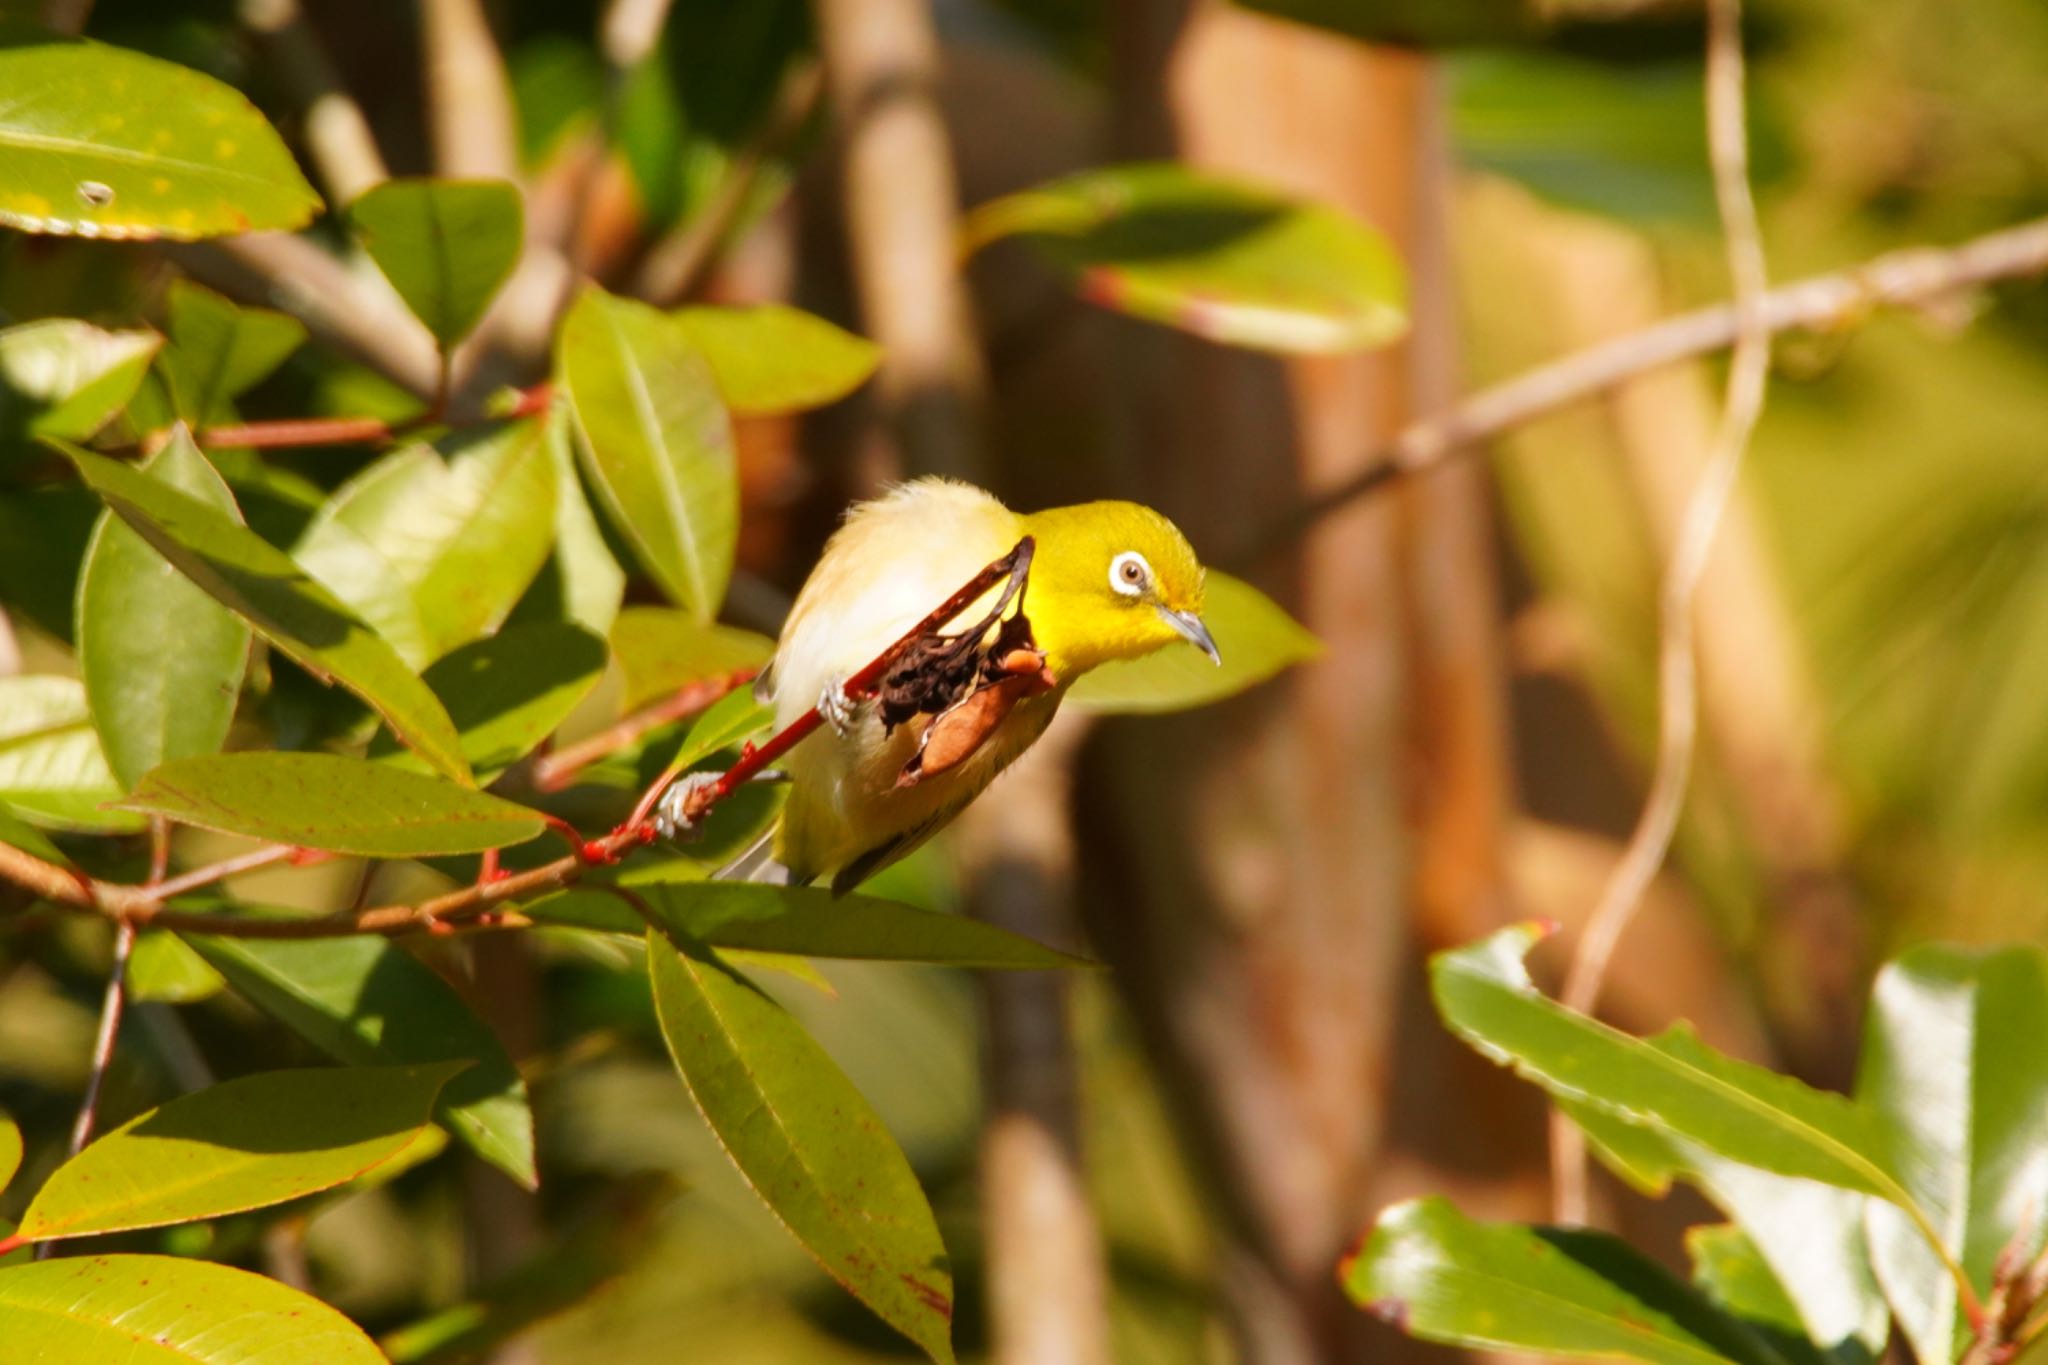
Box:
[119,753,544,857]
[610,605,773,711]
[1689,1226,1838,1365]
[0,30,322,240]
[0,675,140,832]
[670,304,880,415]
[370,621,608,778]
[1342,1197,1776,1365]
[525,405,627,634]
[0,1112,19,1195]
[534,882,1094,968]
[648,932,955,1363]
[963,163,1407,353]
[294,420,557,668]
[0,320,159,445]
[0,796,73,864]
[557,285,739,622]
[1858,945,2048,1365]
[185,933,535,1188]
[0,1254,386,1362]
[160,280,306,423]
[77,430,251,790]
[1069,571,1320,713]
[127,930,226,1004]
[15,1063,462,1241]
[58,444,470,782]
[350,178,524,353]
[661,686,773,777]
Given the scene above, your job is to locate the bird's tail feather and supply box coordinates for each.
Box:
[714,828,795,885]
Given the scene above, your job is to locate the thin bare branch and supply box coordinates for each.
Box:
[532,671,754,792]
[239,0,390,204]
[421,0,519,180]
[1550,0,1771,1225]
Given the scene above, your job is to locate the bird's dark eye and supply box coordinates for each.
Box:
[1121,561,1142,582]
[1109,550,1151,596]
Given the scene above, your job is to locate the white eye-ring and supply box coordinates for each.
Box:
[1110,550,1151,597]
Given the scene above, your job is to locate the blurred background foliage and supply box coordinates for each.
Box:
[6,0,2048,1361]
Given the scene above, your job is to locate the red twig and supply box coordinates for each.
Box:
[198,415,400,450]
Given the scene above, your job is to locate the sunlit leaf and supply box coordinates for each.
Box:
[127,930,226,1004]
[660,686,773,777]
[1342,1197,1777,1365]
[57,444,471,782]
[77,429,251,790]
[670,304,880,415]
[186,933,535,1188]
[0,1254,386,1362]
[120,752,545,857]
[0,29,322,240]
[294,420,557,668]
[557,285,738,622]
[609,605,772,711]
[963,162,1407,353]
[14,1063,463,1241]
[350,178,525,353]
[1069,571,1319,713]
[0,319,159,446]
[648,932,955,1363]
[0,675,140,833]
[523,404,627,634]
[370,621,608,779]
[160,279,307,424]
[1689,1225,1838,1365]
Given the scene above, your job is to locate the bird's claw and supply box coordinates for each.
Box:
[650,770,724,843]
[818,679,860,737]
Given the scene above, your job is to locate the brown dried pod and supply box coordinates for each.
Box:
[897,673,1039,788]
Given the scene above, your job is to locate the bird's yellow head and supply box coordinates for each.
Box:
[1017,500,1218,681]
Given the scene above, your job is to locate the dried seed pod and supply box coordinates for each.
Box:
[898,674,1037,788]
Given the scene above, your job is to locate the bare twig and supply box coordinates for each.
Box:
[1241,212,2048,563]
[421,0,519,180]
[239,0,390,204]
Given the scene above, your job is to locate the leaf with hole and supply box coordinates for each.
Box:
[1069,571,1320,713]
[350,178,525,353]
[13,1063,463,1241]
[120,752,544,857]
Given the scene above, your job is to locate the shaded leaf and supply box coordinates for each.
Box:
[1689,1225,1840,1365]
[525,404,626,634]
[0,30,322,240]
[557,285,738,621]
[77,428,251,790]
[0,797,73,865]
[0,1112,18,1195]
[370,621,608,779]
[648,931,955,1363]
[1069,570,1320,714]
[185,932,535,1188]
[14,1063,462,1241]
[661,685,773,776]
[1858,945,2048,1365]
[0,486,99,640]
[160,280,306,424]
[533,882,1095,968]
[1341,1196,1778,1365]
[0,675,140,833]
[119,752,544,857]
[963,162,1407,353]
[58,443,470,782]
[294,420,557,668]
[127,930,226,1004]
[351,178,525,353]
[610,605,773,711]
[671,304,880,415]
[0,1254,386,1362]
[0,319,159,446]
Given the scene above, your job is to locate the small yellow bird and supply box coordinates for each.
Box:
[677,477,1217,894]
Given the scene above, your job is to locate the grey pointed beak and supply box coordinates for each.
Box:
[1159,606,1221,666]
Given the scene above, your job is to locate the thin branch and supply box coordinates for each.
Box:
[1550,0,1771,1229]
[1239,212,2048,564]
[238,0,390,204]
[41,0,92,36]
[421,0,519,180]
[531,671,754,792]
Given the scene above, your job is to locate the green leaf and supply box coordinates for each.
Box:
[533,883,1095,968]
[0,1112,19,1195]
[160,280,307,424]
[77,429,251,790]
[58,443,471,782]
[1069,571,1321,713]
[350,178,525,353]
[127,930,226,1004]
[0,319,160,445]
[557,285,739,622]
[526,404,626,634]
[963,163,1407,353]
[610,605,773,711]
[670,304,880,415]
[1341,1196,1777,1365]
[1857,945,2048,1365]
[661,685,773,776]
[0,796,75,864]
[185,933,535,1188]
[293,420,557,668]
[370,621,608,778]
[0,30,322,240]
[648,932,955,1364]
[0,1254,386,1362]
[14,1063,462,1241]
[119,752,544,857]
[1689,1226,1840,1365]
[0,675,141,833]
